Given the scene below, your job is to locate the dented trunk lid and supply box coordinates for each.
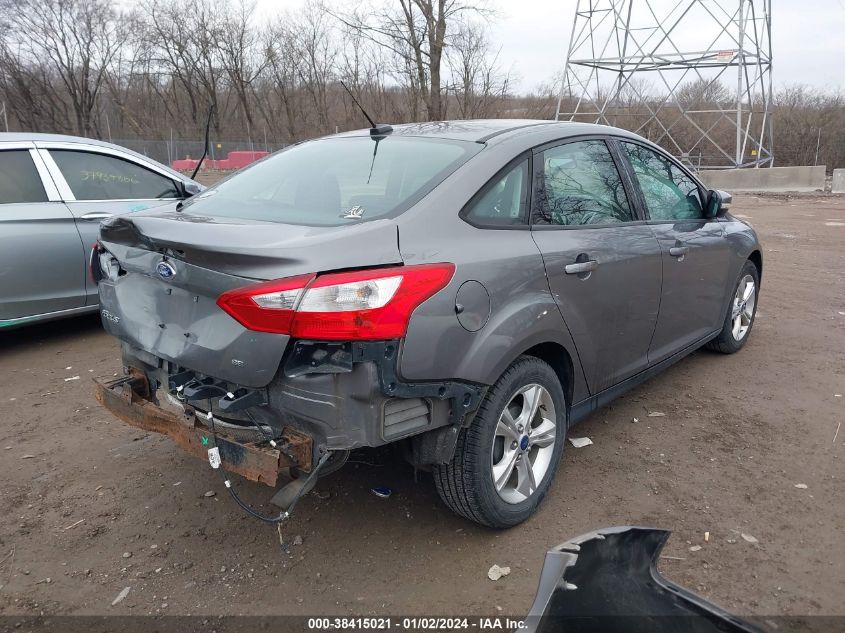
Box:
[97,211,403,388]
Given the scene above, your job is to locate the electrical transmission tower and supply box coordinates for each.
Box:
[556,0,773,169]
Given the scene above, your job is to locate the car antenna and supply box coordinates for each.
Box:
[339,81,392,137]
[177,105,214,211]
[190,105,214,180]
[338,81,391,189]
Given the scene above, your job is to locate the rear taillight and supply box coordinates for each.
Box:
[216,274,316,334]
[216,264,455,340]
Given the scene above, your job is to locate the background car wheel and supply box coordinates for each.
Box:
[706,259,760,354]
[433,356,566,528]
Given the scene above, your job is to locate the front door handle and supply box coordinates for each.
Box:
[80,212,113,221]
[669,246,689,258]
[565,260,598,274]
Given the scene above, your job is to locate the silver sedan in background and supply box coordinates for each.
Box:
[0,133,202,328]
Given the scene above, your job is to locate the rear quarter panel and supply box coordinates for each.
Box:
[395,142,590,406]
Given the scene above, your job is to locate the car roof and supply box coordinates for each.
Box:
[0,132,194,183]
[327,119,643,145]
[1,132,141,150]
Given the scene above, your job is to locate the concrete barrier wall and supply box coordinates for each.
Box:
[699,166,826,193]
[832,169,845,194]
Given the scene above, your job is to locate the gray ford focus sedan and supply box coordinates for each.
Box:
[93,120,761,528]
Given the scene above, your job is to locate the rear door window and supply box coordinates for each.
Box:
[620,142,704,220]
[49,149,180,201]
[0,150,48,204]
[534,140,634,226]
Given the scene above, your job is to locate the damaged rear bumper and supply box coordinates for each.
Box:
[93,371,312,487]
[115,339,485,464]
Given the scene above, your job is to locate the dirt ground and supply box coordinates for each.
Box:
[0,193,843,618]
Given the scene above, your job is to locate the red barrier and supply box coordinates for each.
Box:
[172,150,269,172]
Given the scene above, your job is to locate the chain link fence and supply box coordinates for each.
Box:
[110,138,287,167]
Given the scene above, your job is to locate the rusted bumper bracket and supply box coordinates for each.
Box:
[94,373,312,487]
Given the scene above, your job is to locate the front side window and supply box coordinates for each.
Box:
[50,150,180,201]
[181,136,481,226]
[0,150,48,204]
[534,140,634,226]
[464,160,528,226]
[621,142,704,220]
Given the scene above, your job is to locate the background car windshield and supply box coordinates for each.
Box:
[183,136,481,226]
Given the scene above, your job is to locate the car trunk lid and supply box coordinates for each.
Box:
[97,211,403,388]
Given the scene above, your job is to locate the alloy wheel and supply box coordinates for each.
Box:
[491,383,557,504]
[731,274,756,341]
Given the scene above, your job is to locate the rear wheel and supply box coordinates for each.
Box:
[433,356,565,528]
[707,260,759,354]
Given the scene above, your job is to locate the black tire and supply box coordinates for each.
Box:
[433,356,566,528]
[707,259,760,354]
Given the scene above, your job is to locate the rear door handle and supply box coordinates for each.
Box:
[80,212,113,221]
[565,260,598,274]
[669,246,689,257]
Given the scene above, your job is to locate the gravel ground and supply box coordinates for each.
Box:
[0,193,843,617]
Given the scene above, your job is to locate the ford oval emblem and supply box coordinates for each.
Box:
[156,261,177,280]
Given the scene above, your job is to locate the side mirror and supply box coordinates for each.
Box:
[705,189,732,218]
[182,181,203,199]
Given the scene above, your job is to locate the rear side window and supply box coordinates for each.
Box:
[463,160,529,226]
[50,150,180,201]
[0,150,47,204]
[620,142,704,220]
[534,140,634,226]
[181,136,481,226]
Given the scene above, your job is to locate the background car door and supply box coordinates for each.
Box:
[530,139,663,394]
[38,147,183,305]
[618,141,734,364]
[0,147,86,322]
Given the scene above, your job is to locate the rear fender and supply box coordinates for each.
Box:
[447,292,589,407]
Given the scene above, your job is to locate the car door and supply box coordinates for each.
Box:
[36,144,184,306]
[617,140,734,364]
[530,138,663,394]
[0,145,87,322]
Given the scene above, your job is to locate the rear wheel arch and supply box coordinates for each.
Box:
[517,342,574,417]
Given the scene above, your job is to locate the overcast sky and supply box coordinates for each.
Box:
[256,0,845,94]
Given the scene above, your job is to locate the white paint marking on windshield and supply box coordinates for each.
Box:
[341,205,365,219]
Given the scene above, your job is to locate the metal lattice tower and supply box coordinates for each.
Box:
[555,0,774,169]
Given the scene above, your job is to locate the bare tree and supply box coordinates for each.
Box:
[263,13,318,141]
[446,17,510,119]
[1,0,843,171]
[291,5,337,129]
[330,0,491,121]
[218,0,265,133]
[140,0,228,134]
[2,0,124,135]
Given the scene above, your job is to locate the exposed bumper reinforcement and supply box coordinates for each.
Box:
[93,372,312,487]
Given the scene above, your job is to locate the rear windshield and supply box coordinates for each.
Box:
[182,136,481,226]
